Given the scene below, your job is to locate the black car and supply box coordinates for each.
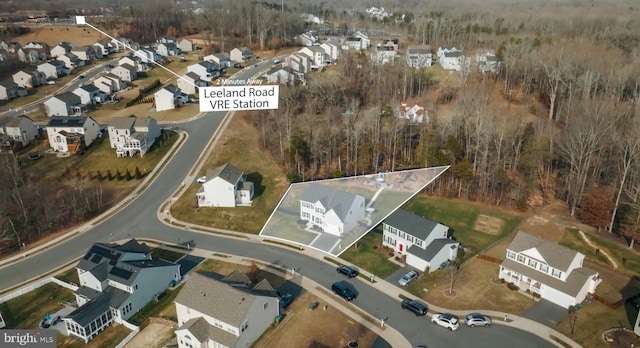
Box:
[278,293,294,309]
[337,265,359,278]
[27,152,41,160]
[331,281,358,301]
[401,299,427,316]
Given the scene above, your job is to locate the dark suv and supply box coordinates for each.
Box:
[331,281,358,301]
[337,265,359,278]
[401,299,427,316]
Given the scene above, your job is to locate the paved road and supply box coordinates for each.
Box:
[0,64,555,347]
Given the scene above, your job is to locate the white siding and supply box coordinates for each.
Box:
[540,285,575,309]
[406,253,430,272]
[200,177,236,207]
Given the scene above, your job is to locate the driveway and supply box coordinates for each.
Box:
[522,299,568,327]
[386,265,420,289]
[176,255,205,277]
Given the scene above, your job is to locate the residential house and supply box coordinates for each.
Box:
[93,41,114,56]
[71,45,97,62]
[297,31,318,46]
[154,85,187,111]
[230,47,256,63]
[264,67,294,85]
[371,46,396,65]
[57,53,82,70]
[177,72,207,95]
[406,45,433,69]
[107,116,161,157]
[437,47,469,71]
[111,38,140,52]
[157,36,177,44]
[119,55,149,72]
[343,37,364,51]
[17,48,47,63]
[177,38,194,52]
[3,41,21,54]
[133,47,160,64]
[301,13,324,24]
[382,209,459,272]
[43,92,84,117]
[0,80,27,100]
[157,42,180,57]
[23,41,49,51]
[0,115,38,147]
[174,271,279,348]
[50,42,75,58]
[299,184,366,237]
[186,61,220,81]
[45,116,100,153]
[93,74,126,95]
[499,231,602,308]
[12,69,47,89]
[196,163,254,208]
[204,53,231,68]
[320,42,340,64]
[397,101,427,123]
[378,39,399,52]
[63,239,180,343]
[476,49,500,73]
[37,60,69,79]
[0,49,9,62]
[111,64,138,82]
[298,46,325,69]
[73,85,105,105]
[285,53,311,74]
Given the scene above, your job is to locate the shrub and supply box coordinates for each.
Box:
[506,282,519,291]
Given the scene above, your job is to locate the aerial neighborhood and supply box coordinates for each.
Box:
[0,1,639,348]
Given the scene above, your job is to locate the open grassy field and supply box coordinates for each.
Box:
[0,283,74,329]
[171,113,289,233]
[14,26,106,46]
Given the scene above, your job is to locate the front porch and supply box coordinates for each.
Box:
[499,267,541,295]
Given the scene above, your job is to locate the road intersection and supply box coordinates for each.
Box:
[0,63,568,347]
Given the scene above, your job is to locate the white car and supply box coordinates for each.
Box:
[431,313,460,331]
[196,176,207,183]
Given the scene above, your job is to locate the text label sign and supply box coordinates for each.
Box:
[199,86,279,112]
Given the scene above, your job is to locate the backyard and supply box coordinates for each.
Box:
[0,283,74,329]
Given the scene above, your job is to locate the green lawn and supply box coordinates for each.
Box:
[151,247,186,262]
[55,268,80,285]
[0,283,75,329]
[560,229,640,276]
[403,196,523,260]
[58,323,131,348]
[128,285,183,325]
[341,228,401,278]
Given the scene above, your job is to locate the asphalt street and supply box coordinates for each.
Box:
[0,64,555,347]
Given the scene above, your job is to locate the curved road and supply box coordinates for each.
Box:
[0,65,555,347]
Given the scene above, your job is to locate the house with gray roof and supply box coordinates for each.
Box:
[43,92,84,117]
[0,115,37,148]
[437,46,470,71]
[204,52,231,68]
[154,84,188,111]
[157,42,180,57]
[177,72,208,95]
[45,116,99,153]
[174,271,279,348]
[382,209,458,272]
[37,60,69,79]
[230,46,256,63]
[406,45,433,69]
[107,115,161,157]
[299,184,366,237]
[63,239,181,343]
[499,231,601,309]
[73,84,105,105]
[0,80,27,100]
[196,162,254,207]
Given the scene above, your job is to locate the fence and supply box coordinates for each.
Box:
[476,254,503,264]
[0,277,78,305]
[115,323,139,348]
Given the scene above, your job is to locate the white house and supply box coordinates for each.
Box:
[285,53,311,74]
[133,47,160,64]
[174,271,279,348]
[299,185,365,237]
[186,61,220,81]
[157,36,177,44]
[264,67,294,85]
[382,209,459,272]
[37,60,68,79]
[406,45,433,69]
[177,38,194,52]
[343,37,364,51]
[111,37,139,52]
[397,101,427,123]
[63,239,180,343]
[119,55,149,72]
[177,72,208,95]
[230,47,255,63]
[93,74,127,95]
[298,32,318,46]
[107,116,161,157]
[71,45,97,62]
[111,64,138,82]
[499,231,602,309]
[0,115,38,147]
[437,47,470,71]
[196,162,254,208]
[12,69,47,88]
[320,42,340,64]
[45,116,100,153]
[17,48,47,63]
[204,53,231,68]
[56,53,82,70]
[476,49,500,73]
[157,42,180,57]
[50,42,74,58]
[93,41,114,56]
[43,92,84,117]
[73,84,105,105]
[298,46,325,69]
[154,84,187,111]
[371,46,396,65]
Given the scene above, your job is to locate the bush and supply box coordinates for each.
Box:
[506,282,519,291]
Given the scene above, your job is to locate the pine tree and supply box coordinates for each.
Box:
[125,169,133,181]
[107,169,114,181]
[134,167,143,180]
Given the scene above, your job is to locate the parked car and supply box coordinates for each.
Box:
[431,313,460,331]
[336,265,359,278]
[46,80,55,85]
[79,73,85,79]
[27,152,41,160]
[399,270,419,286]
[401,299,427,316]
[331,281,358,301]
[465,313,492,327]
[234,63,244,68]
[278,293,294,309]
[196,176,207,183]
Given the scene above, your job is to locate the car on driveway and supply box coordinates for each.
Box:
[331,280,358,301]
[196,176,207,183]
[401,299,427,316]
[336,265,359,278]
[399,270,419,286]
[465,313,492,327]
[431,313,460,331]
[278,293,294,309]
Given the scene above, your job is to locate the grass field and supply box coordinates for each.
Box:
[0,283,74,329]
[55,268,80,285]
[171,113,289,233]
[128,285,183,325]
[341,228,401,278]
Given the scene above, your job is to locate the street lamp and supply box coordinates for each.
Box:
[570,314,577,335]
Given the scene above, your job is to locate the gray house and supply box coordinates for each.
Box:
[73,85,104,105]
[157,42,180,57]
[37,60,69,79]
[43,92,83,116]
[0,80,27,100]
[12,69,47,89]
[177,72,208,95]
[0,115,38,147]
[63,239,181,343]
[406,45,433,69]
[112,64,138,82]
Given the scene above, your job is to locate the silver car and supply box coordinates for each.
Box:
[399,270,419,286]
[465,313,492,327]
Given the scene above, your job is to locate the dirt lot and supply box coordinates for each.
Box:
[125,321,175,348]
[15,26,106,46]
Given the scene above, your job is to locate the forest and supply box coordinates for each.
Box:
[1,0,640,251]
